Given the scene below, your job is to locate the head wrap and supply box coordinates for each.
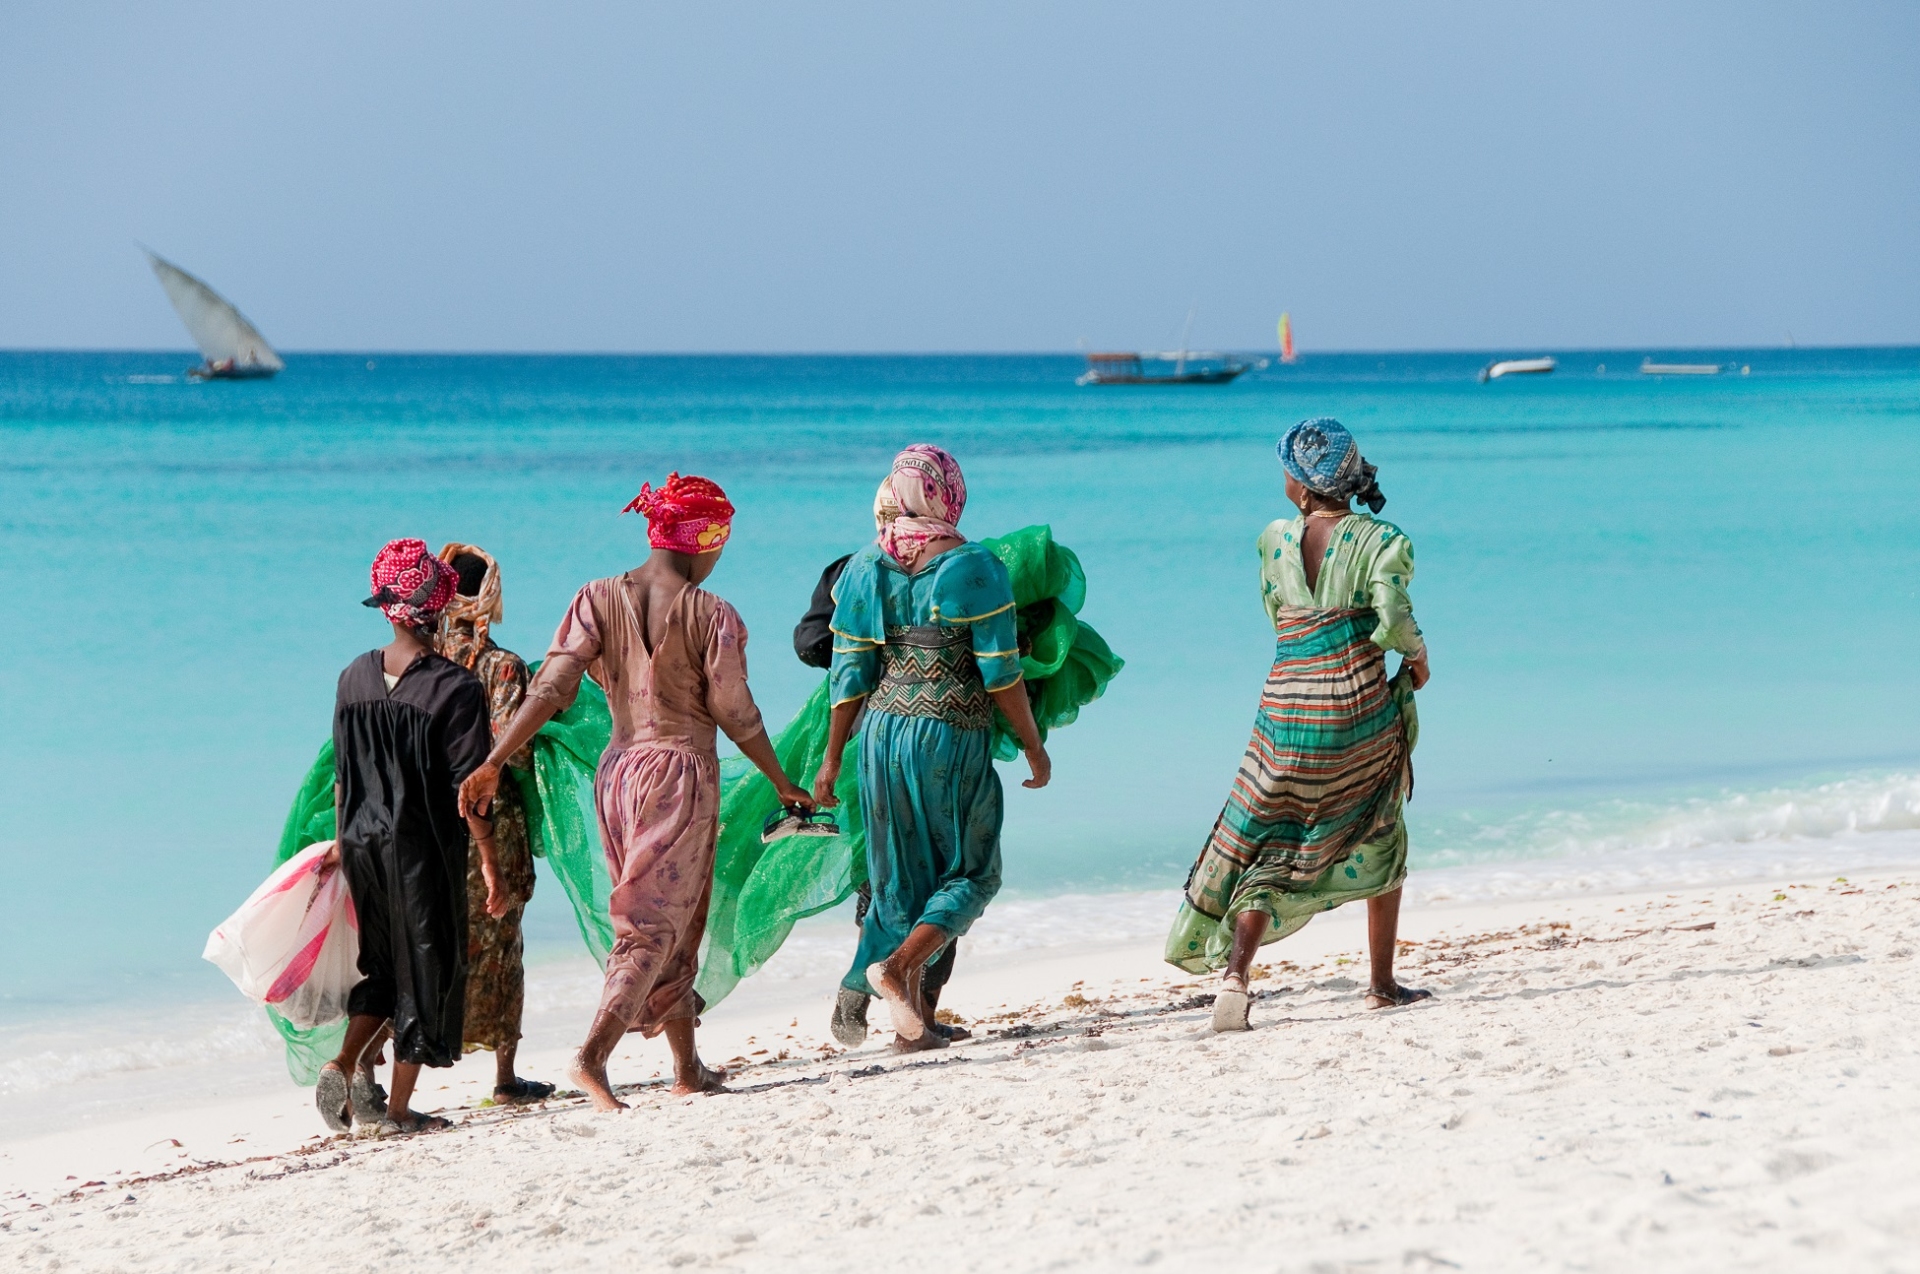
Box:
[872,475,903,531]
[623,473,734,554]
[363,538,459,630]
[1277,417,1386,513]
[436,542,502,661]
[876,444,967,571]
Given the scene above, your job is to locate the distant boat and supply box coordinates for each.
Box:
[142,249,283,381]
[1077,351,1255,386]
[1278,312,1296,364]
[1079,305,1263,386]
[1479,357,1556,382]
[1639,360,1722,376]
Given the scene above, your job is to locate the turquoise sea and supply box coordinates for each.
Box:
[4,349,1919,1082]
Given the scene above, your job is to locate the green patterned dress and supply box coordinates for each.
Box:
[1165,512,1424,974]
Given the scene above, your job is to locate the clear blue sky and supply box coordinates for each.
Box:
[2,2,1915,352]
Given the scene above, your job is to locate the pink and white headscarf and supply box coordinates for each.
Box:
[876,444,967,571]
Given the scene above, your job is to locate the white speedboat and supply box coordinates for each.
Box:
[1479,357,1556,382]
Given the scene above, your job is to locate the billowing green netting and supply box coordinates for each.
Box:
[694,525,1125,1003]
[693,681,866,1006]
[270,527,1123,1074]
[268,672,615,1084]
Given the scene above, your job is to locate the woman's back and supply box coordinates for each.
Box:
[1257,513,1424,656]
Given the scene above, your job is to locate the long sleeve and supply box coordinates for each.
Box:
[437,677,496,786]
[1366,530,1426,657]
[704,600,768,745]
[964,577,1022,692]
[828,551,885,706]
[526,584,602,713]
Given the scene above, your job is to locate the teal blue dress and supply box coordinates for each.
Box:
[829,542,1023,993]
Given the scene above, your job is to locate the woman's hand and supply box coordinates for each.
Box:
[480,857,508,919]
[459,761,501,819]
[776,782,817,812]
[1022,745,1052,790]
[1405,651,1431,690]
[812,758,841,808]
[316,842,342,882]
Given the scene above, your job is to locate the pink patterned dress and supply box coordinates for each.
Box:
[526,575,767,1035]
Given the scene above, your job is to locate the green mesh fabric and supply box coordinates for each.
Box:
[978,526,1127,762]
[513,669,616,964]
[694,680,866,1007]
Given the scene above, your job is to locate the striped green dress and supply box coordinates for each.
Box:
[1165,512,1424,973]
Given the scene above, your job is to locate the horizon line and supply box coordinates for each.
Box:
[4,342,1917,358]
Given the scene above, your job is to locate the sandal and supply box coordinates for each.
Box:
[867,962,926,1041]
[315,1063,352,1133]
[1365,984,1433,1009]
[830,986,871,1047]
[350,1072,388,1124]
[493,1078,556,1105]
[1211,975,1252,1032]
[377,1111,453,1137]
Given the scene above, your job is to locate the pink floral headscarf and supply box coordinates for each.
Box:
[876,444,966,571]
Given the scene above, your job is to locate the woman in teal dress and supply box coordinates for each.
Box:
[1166,418,1432,1031]
[812,445,1052,1051]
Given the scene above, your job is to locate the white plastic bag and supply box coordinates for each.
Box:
[203,840,361,1029]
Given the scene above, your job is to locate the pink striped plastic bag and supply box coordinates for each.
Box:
[203,840,360,1029]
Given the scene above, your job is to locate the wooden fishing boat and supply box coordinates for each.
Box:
[143,250,284,381]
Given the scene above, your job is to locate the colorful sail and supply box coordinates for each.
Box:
[1278,312,1296,364]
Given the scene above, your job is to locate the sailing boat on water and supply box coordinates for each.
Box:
[1277,312,1296,364]
[142,249,284,381]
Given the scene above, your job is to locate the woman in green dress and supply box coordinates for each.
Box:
[811,445,1052,1051]
[1166,418,1431,1031]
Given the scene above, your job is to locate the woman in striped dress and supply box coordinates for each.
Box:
[1165,418,1431,1031]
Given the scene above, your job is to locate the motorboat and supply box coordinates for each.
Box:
[1479,357,1556,382]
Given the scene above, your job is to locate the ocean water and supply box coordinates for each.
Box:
[3,348,1919,1089]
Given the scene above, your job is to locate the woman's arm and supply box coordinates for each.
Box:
[457,696,560,818]
[990,683,1051,789]
[811,698,865,806]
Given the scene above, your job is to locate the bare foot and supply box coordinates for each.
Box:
[890,1031,951,1054]
[670,1061,728,1095]
[569,1051,629,1112]
[866,961,926,1041]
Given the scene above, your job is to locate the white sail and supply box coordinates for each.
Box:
[144,251,284,373]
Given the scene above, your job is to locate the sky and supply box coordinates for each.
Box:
[1,1,1916,353]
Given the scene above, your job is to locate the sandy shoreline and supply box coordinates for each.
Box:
[4,871,1916,1271]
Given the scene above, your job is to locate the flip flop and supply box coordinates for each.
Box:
[761,806,842,843]
[350,1072,388,1124]
[315,1064,351,1133]
[931,1021,972,1042]
[493,1078,556,1105]
[867,962,926,1041]
[1366,984,1434,1009]
[377,1112,453,1137]
[1211,978,1252,1032]
[830,986,870,1047]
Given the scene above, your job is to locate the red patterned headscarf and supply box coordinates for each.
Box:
[877,444,966,571]
[623,472,735,554]
[363,538,459,629]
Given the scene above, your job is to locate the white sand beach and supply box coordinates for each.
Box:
[4,872,1916,1273]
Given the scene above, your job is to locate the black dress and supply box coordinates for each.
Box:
[333,650,492,1067]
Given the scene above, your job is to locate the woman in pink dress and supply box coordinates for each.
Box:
[459,474,813,1110]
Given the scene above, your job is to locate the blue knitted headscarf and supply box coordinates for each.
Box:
[1277,417,1385,513]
